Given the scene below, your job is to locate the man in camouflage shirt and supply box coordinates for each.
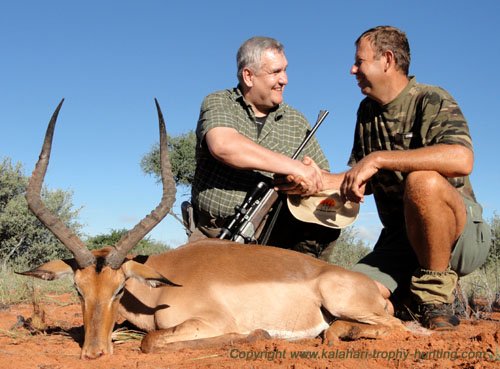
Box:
[279,26,491,329]
[190,36,339,257]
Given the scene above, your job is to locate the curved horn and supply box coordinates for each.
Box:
[106,99,176,269]
[26,99,96,268]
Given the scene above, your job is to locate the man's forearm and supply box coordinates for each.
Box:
[209,133,307,175]
[322,172,346,191]
[206,127,289,172]
[207,127,324,194]
[370,144,473,177]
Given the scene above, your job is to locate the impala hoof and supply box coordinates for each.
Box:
[323,320,392,345]
[141,331,158,353]
[247,329,272,342]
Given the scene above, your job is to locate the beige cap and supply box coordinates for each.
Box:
[287,189,360,229]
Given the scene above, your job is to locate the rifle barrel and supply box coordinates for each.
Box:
[291,110,329,160]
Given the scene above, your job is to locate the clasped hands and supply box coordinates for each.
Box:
[274,156,375,204]
[273,156,324,196]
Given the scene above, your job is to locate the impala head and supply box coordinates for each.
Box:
[19,99,178,359]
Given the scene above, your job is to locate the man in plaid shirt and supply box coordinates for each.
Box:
[189,36,339,258]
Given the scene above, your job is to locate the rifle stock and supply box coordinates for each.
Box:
[218,110,329,243]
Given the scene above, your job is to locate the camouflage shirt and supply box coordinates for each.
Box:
[348,77,476,228]
[192,86,329,218]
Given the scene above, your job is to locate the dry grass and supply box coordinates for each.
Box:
[0,265,76,306]
[111,328,146,343]
[457,264,500,317]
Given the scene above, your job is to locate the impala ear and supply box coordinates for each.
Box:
[121,260,181,288]
[16,259,77,281]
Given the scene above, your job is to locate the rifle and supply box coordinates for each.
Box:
[218,110,329,243]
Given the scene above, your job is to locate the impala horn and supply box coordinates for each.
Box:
[26,99,96,268]
[106,99,176,269]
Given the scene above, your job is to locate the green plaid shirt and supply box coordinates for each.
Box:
[192,87,330,218]
[348,77,477,228]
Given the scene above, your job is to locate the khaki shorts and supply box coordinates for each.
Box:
[352,196,491,294]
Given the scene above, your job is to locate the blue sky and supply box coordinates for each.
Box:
[1,0,499,247]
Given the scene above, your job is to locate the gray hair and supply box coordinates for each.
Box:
[236,36,285,84]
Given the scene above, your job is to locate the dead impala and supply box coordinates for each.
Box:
[20,100,404,359]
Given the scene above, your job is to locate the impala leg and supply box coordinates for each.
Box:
[319,271,406,336]
[141,319,270,353]
[323,320,394,345]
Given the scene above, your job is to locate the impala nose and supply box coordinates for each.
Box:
[81,348,106,360]
[81,341,112,360]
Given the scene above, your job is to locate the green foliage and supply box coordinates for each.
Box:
[0,157,82,268]
[325,226,371,268]
[0,158,26,211]
[485,212,499,268]
[85,228,171,255]
[141,130,196,186]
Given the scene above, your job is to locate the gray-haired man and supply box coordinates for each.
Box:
[189,36,340,257]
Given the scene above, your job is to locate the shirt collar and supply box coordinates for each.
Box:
[233,85,285,122]
[383,76,416,109]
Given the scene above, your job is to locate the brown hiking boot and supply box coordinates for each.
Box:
[417,303,460,331]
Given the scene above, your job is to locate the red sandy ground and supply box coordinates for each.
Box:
[0,293,499,369]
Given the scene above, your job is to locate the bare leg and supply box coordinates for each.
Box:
[403,171,465,329]
[404,171,466,271]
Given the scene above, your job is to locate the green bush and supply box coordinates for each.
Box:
[85,228,171,255]
[324,226,371,268]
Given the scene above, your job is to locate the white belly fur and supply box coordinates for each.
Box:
[265,321,330,340]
